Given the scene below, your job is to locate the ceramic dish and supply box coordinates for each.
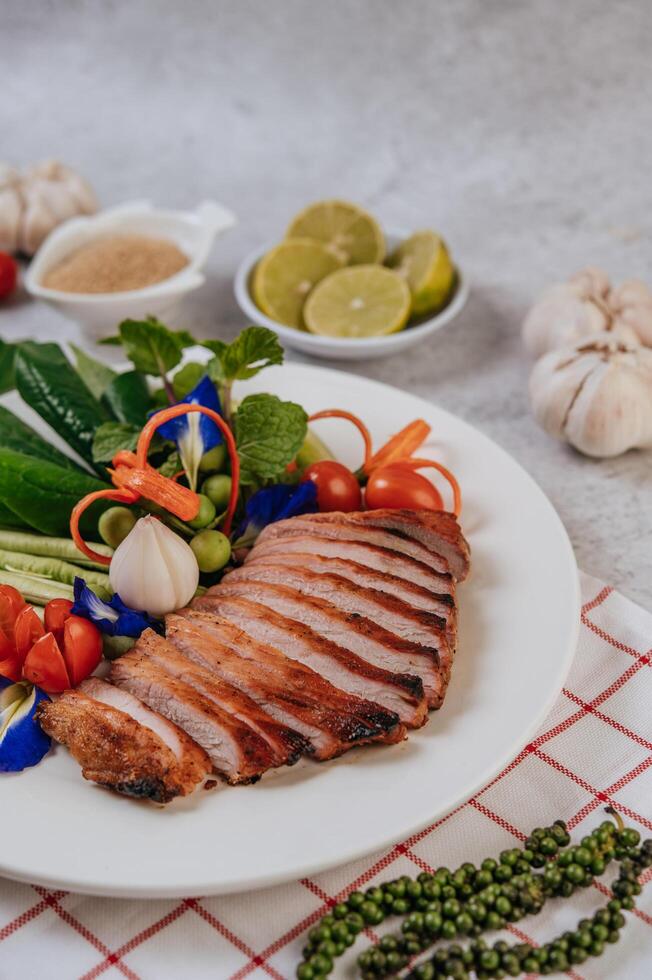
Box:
[25,200,236,341]
[0,362,578,898]
[234,232,469,360]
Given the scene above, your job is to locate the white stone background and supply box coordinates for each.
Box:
[1,0,650,606]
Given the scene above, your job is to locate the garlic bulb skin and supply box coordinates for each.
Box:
[109,516,200,617]
[0,159,97,256]
[522,284,609,358]
[609,279,652,346]
[529,333,652,457]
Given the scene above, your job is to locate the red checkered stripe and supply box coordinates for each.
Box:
[0,583,649,979]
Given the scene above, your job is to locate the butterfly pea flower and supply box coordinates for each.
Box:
[72,577,163,638]
[153,376,223,490]
[0,678,50,772]
[234,481,318,548]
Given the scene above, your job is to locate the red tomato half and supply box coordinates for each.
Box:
[0,585,27,647]
[365,464,444,512]
[61,615,102,687]
[302,461,362,513]
[22,633,71,693]
[44,598,74,646]
[14,606,45,661]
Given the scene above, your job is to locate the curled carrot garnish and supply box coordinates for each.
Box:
[70,404,240,564]
[365,420,431,474]
[308,410,373,470]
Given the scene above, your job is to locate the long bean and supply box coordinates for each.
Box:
[0,529,113,571]
[0,570,75,606]
[0,549,111,598]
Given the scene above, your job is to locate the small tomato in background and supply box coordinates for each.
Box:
[0,252,18,299]
[365,464,444,512]
[302,461,362,513]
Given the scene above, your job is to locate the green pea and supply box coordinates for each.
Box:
[188,494,216,530]
[102,634,136,661]
[98,506,136,549]
[201,473,233,511]
[199,444,227,473]
[190,529,231,572]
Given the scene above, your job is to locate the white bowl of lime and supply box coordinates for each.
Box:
[234,230,469,362]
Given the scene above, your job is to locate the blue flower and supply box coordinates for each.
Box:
[0,679,51,772]
[234,481,318,547]
[154,376,222,490]
[72,578,163,638]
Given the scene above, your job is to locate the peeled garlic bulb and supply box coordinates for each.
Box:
[609,278,652,347]
[522,268,638,358]
[0,159,97,256]
[109,516,199,617]
[529,333,652,457]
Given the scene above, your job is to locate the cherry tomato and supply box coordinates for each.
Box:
[0,252,18,300]
[0,632,23,682]
[44,598,74,646]
[0,585,27,646]
[302,461,362,512]
[365,464,444,512]
[61,615,102,687]
[22,633,71,693]
[14,606,45,661]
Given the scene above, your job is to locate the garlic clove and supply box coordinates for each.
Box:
[569,266,611,299]
[109,516,199,618]
[0,184,21,254]
[522,290,608,358]
[529,346,601,439]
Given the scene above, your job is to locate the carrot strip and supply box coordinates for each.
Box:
[136,404,240,536]
[70,489,138,565]
[110,463,200,522]
[365,419,431,474]
[308,411,373,469]
[389,457,462,516]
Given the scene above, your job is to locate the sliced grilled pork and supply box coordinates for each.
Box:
[36,682,211,802]
[203,581,446,706]
[192,594,427,727]
[246,533,455,596]
[110,651,279,784]
[167,612,405,759]
[256,516,452,577]
[284,510,471,581]
[133,630,309,766]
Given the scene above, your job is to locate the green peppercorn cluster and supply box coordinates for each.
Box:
[295,813,650,979]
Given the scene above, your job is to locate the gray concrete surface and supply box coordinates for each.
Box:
[1,0,650,606]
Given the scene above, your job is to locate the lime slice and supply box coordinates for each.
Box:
[286,200,385,265]
[303,265,411,338]
[387,230,455,316]
[252,238,343,328]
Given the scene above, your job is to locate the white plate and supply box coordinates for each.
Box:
[0,363,579,898]
[234,232,469,361]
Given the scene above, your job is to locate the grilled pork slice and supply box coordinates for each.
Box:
[205,581,446,707]
[192,594,428,727]
[256,516,452,578]
[133,631,309,766]
[36,681,211,803]
[246,534,455,596]
[167,612,406,759]
[110,651,279,784]
[285,510,471,581]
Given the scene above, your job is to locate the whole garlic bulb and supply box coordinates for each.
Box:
[608,278,652,347]
[522,267,638,358]
[109,516,200,617]
[529,333,652,457]
[0,159,97,256]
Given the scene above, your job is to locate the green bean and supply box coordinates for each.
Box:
[0,570,74,606]
[0,529,113,571]
[0,549,111,599]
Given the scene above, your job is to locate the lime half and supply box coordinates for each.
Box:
[303,265,411,339]
[252,238,342,328]
[286,200,385,265]
[387,230,455,316]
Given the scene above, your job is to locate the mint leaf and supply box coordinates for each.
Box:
[118,317,194,376]
[234,394,307,485]
[71,344,117,399]
[203,327,283,384]
[92,422,141,463]
[158,450,182,478]
[172,362,206,399]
